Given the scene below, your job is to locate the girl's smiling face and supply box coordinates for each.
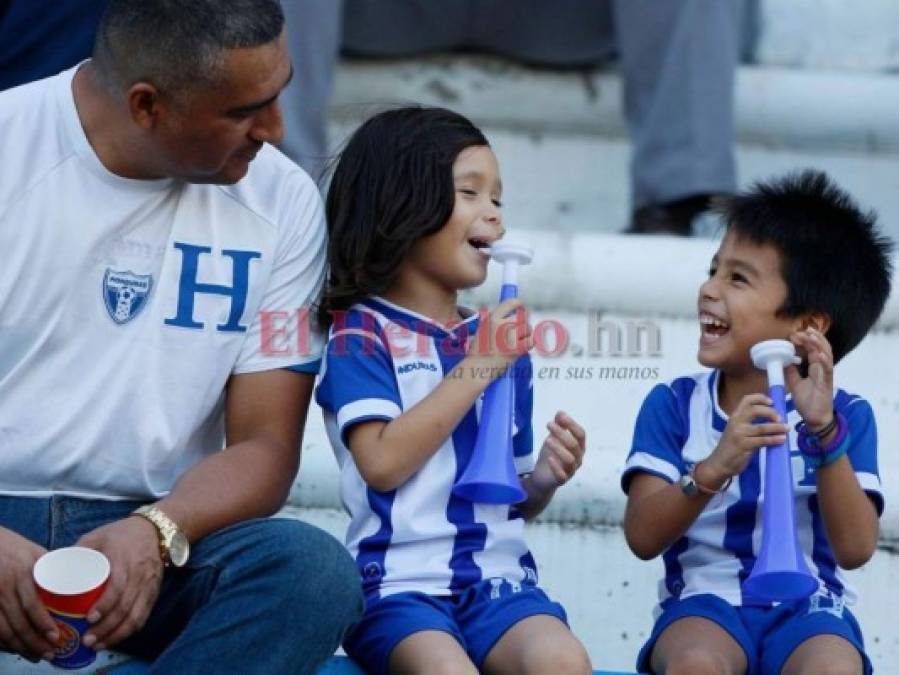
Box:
[399,145,505,295]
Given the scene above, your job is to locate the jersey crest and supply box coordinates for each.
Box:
[103,269,153,324]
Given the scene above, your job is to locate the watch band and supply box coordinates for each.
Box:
[133,505,187,567]
[679,462,732,497]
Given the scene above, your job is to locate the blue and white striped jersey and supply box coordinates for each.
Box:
[316,297,539,603]
[622,370,883,610]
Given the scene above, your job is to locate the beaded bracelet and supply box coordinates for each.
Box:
[797,411,851,468]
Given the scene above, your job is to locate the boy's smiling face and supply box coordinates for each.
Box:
[698,231,800,374]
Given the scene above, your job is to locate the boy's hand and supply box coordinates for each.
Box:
[704,394,789,482]
[465,299,533,373]
[786,327,835,429]
[530,412,586,495]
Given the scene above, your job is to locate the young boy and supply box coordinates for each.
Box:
[622,170,893,675]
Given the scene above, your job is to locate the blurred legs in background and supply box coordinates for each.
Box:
[614,0,740,235]
[280,0,345,185]
[342,0,742,235]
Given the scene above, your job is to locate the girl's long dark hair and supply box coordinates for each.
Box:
[319,106,489,327]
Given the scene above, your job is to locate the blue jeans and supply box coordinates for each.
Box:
[0,496,363,675]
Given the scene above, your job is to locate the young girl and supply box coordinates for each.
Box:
[315,107,592,675]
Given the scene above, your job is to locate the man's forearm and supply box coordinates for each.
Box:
[137,369,312,541]
[153,437,299,542]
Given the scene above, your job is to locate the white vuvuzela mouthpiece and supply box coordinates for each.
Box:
[489,242,534,286]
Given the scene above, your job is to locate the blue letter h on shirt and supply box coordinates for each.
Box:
[165,242,261,332]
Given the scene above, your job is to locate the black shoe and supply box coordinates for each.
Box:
[624,194,718,236]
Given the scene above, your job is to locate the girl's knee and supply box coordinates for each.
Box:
[665,648,739,675]
[389,631,478,675]
[521,636,592,675]
[425,661,479,675]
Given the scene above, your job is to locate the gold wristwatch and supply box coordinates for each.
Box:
[132,505,190,568]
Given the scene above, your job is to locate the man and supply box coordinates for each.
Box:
[0,1,362,673]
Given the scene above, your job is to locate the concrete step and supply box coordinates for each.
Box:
[456,232,899,328]
[329,58,899,245]
[332,55,899,153]
[756,0,899,72]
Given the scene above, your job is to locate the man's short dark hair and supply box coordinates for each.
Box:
[715,169,894,363]
[92,0,284,97]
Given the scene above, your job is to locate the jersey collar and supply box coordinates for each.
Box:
[362,296,479,340]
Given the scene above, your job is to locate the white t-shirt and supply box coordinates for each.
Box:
[0,66,326,500]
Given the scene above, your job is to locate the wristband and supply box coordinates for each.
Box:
[797,411,850,468]
[808,415,838,439]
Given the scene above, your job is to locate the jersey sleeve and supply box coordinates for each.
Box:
[622,383,688,493]
[838,393,884,515]
[511,355,535,475]
[316,318,402,447]
[234,172,327,375]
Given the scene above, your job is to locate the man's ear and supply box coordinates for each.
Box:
[797,312,832,334]
[127,83,162,130]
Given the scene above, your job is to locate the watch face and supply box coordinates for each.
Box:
[169,531,190,567]
[679,474,698,497]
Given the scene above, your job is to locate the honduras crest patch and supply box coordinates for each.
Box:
[103,269,153,324]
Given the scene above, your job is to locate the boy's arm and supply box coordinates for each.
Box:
[625,468,725,559]
[624,391,787,560]
[814,455,879,569]
[348,300,530,492]
[787,328,880,569]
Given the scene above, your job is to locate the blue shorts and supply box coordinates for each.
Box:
[343,579,568,675]
[637,592,871,675]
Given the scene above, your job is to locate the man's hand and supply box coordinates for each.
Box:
[529,411,587,496]
[76,516,163,650]
[0,527,58,662]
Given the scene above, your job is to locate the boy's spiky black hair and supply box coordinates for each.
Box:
[714,169,893,363]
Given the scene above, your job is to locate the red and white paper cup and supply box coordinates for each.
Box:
[33,547,110,670]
